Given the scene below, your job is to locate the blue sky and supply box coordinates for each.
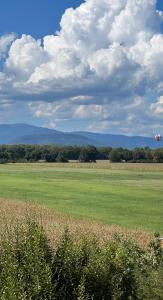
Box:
[0,0,163,135]
[157,0,163,10]
[0,0,84,38]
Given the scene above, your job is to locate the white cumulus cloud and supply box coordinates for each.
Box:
[0,33,16,59]
[0,0,163,134]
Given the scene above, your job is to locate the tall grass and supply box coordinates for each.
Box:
[0,199,152,249]
[0,218,162,299]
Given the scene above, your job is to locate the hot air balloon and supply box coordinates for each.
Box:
[155,134,161,142]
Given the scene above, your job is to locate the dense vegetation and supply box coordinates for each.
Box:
[0,220,162,300]
[0,144,163,163]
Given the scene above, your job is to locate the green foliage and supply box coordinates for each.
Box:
[56,152,68,163]
[0,144,163,163]
[51,232,163,300]
[109,149,122,162]
[153,149,163,163]
[51,229,93,299]
[79,146,97,162]
[0,220,52,300]
[97,147,112,160]
[45,152,57,162]
[0,222,162,299]
[132,148,146,162]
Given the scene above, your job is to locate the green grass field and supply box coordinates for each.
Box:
[0,162,162,232]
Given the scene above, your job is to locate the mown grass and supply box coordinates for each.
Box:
[0,162,162,232]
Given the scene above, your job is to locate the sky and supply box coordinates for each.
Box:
[0,0,163,136]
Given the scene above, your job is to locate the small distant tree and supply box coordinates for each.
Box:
[153,149,163,163]
[132,148,146,162]
[79,148,89,162]
[97,147,112,160]
[56,152,68,163]
[145,147,153,162]
[0,146,9,163]
[122,149,133,162]
[109,149,122,162]
[45,152,57,162]
[79,146,97,162]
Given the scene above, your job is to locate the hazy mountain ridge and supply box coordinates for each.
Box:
[0,124,162,149]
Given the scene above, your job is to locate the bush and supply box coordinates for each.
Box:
[52,233,163,300]
[0,222,162,299]
[0,220,52,300]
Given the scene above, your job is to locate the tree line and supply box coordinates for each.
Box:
[0,144,163,163]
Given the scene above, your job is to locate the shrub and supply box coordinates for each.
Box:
[51,231,163,300]
[0,222,162,299]
[0,220,53,300]
[51,229,94,299]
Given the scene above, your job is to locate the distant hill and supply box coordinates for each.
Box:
[0,123,162,149]
[0,124,97,146]
[73,131,163,149]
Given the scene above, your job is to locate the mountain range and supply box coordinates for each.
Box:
[0,123,162,149]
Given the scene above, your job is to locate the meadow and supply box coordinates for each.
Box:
[0,161,162,233]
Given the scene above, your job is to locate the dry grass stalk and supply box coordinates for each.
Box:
[0,198,153,249]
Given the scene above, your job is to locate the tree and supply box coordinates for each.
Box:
[132,148,146,162]
[0,146,9,163]
[109,149,122,162]
[153,149,163,163]
[79,146,97,162]
[56,152,68,163]
[97,147,112,160]
[45,152,57,162]
[121,149,133,162]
